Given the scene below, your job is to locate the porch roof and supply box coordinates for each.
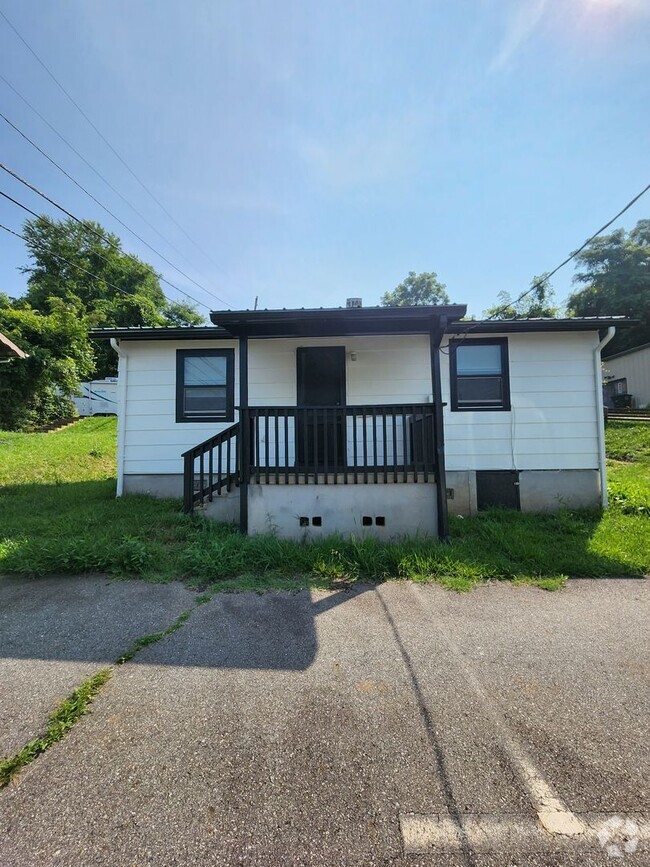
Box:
[208,304,467,337]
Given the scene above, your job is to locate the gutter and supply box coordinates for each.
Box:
[110,338,128,497]
[594,327,615,509]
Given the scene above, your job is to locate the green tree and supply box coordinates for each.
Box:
[381,271,450,307]
[21,216,204,376]
[566,219,650,355]
[483,274,560,319]
[0,297,95,430]
[163,300,205,327]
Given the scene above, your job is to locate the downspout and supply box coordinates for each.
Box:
[430,316,449,541]
[110,338,128,497]
[594,327,615,509]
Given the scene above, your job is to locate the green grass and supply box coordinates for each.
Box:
[0,417,648,591]
[116,610,191,664]
[0,669,111,788]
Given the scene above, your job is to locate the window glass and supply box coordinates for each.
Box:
[184,355,227,386]
[456,344,502,376]
[177,350,233,422]
[457,377,502,405]
[184,386,227,415]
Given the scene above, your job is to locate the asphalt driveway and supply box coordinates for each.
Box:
[0,576,648,866]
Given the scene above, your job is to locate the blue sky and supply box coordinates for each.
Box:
[0,0,648,318]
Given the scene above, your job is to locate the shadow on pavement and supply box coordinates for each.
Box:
[0,574,374,671]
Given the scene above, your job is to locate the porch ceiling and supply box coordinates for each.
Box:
[209,305,467,338]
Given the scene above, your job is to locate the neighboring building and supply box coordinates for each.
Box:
[93,305,627,540]
[603,343,650,408]
[0,331,27,362]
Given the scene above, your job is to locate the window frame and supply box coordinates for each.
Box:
[449,337,511,412]
[175,348,235,423]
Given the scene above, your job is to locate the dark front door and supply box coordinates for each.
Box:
[297,347,346,471]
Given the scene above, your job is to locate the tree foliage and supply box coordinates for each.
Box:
[0,296,94,430]
[483,274,560,319]
[21,216,204,376]
[566,219,650,355]
[0,216,205,429]
[381,271,450,307]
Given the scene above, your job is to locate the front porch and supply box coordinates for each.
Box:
[182,403,441,537]
[180,303,466,538]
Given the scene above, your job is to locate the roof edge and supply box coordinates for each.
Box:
[604,341,650,360]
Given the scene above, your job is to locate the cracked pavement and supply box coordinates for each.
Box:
[0,576,648,866]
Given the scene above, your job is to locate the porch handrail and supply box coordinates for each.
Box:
[182,422,240,513]
[245,403,436,485]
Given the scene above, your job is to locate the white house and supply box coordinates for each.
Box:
[603,343,650,408]
[94,303,626,540]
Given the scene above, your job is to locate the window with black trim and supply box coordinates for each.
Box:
[176,349,234,423]
[450,338,510,411]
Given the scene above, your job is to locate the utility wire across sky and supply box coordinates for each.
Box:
[0,220,209,312]
[449,180,650,344]
[0,8,226,277]
[0,182,210,312]
[0,71,222,285]
[0,115,232,308]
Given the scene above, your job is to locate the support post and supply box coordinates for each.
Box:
[430,316,450,542]
[183,451,194,514]
[239,336,249,534]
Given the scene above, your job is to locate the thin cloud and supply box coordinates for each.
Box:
[294,109,431,192]
[489,0,549,71]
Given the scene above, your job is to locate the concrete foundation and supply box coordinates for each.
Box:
[444,469,600,515]
[121,467,601,534]
[123,474,184,498]
[247,482,438,540]
[518,469,600,513]
[445,471,478,517]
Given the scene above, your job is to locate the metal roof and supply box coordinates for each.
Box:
[208,304,468,337]
[447,316,634,334]
[90,312,635,341]
[90,325,232,341]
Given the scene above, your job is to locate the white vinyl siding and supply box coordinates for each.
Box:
[119,331,601,477]
[441,332,600,471]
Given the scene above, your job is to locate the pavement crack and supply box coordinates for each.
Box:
[1,594,212,789]
[0,668,111,789]
[116,608,192,664]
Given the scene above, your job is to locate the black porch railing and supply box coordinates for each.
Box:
[182,422,239,512]
[247,404,435,485]
[182,404,436,513]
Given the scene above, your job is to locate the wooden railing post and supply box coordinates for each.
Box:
[183,451,194,514]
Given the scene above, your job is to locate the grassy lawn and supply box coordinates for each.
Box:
[0,417,648,591]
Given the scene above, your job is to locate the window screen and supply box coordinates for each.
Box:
[176,350,234,422]
[450,339,510,411]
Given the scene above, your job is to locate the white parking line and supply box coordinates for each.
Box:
[393,586,587,836]
[400,812,649,854]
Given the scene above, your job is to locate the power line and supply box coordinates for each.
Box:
[0,186,209,311]
[451,181,650,343]
[0,8,226,274]
[0,71,225,285]
[0,220,208,312]
[0,114,232,308]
